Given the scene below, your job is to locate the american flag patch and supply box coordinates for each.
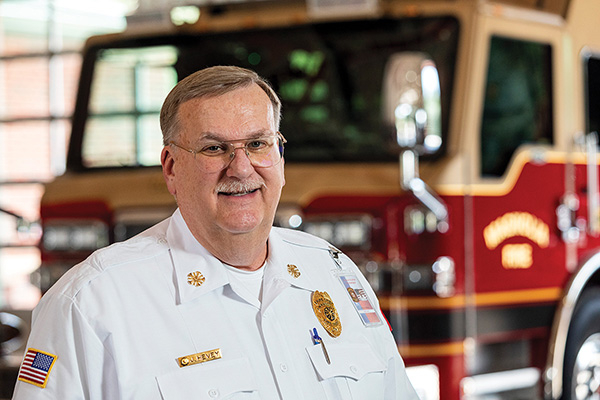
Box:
[18,348,57,388]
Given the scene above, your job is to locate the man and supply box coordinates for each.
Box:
[12,66,419,399]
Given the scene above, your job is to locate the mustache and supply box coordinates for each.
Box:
[215,178,266,194]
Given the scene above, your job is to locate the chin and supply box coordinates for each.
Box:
[221,215,264,234]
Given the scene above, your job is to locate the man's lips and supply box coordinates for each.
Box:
[215,179,265,197]
[219,188,260,197]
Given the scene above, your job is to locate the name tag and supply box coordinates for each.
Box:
[178,348,222,368]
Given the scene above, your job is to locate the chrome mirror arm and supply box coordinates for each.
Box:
[400,150,448,222]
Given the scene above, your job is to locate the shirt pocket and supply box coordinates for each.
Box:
[305,337,387,400]
[156,357,259,400]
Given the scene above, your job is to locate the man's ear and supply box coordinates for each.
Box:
[161,147,177,196]
[281,157,286,187]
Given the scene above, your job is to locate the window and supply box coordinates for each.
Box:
[83,46,177,167]
[480,36,553,176]
[585,53,600,135]
[73,17,460,169]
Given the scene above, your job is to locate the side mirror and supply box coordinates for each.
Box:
[383,53,448,227]
[383,52,442,155]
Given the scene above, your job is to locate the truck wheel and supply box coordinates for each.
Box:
[563,287,600,400]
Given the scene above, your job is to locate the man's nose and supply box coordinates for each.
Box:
[225,146,254,177]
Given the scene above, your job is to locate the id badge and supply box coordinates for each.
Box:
[337,273,383,327]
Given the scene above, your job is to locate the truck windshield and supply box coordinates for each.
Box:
[71,16,459,169]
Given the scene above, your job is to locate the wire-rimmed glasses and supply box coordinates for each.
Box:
[169,132,286,173]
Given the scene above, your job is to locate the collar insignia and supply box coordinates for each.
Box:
[287,264,301,278]
[187,271,205,287]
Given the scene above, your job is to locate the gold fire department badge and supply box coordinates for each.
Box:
[312,291,342,337]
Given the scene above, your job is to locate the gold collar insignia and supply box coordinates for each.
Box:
[187,271,205,287]
[287,264,301,278]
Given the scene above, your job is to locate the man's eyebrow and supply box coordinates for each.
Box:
[196,130,275,143]
[196,133,225,142]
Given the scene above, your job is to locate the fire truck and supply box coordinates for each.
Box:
[31,0,600,399]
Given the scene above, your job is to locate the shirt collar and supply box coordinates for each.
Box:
[265,228,318,292]
[166,210,319,305]
[166,209,230,305]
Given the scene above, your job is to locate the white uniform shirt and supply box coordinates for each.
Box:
[12,209,419,400]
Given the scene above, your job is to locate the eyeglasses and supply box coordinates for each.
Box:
[169,132,286,173]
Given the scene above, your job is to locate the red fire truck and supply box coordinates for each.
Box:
[33,0,600,399]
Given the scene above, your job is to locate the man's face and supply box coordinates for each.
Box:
[162,84,285,243]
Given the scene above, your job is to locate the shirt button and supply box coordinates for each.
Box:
[208,389,219,398]
[350,365,358,374]
[280,363,288,372]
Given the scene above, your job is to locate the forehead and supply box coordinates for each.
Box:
[177,84,275,141]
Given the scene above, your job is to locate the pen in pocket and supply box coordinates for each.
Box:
[311,327,331,364]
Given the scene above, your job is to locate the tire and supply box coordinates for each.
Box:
[562,287,600,400]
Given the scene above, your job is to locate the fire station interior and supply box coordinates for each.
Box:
[1,0,600,399]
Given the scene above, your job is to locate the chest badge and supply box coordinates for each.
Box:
[187,271,205,287]
[312,291,342,337]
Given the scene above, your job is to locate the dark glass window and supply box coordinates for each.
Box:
[585,54,600,135]
[480,36,553,176]
[72,17,459,169]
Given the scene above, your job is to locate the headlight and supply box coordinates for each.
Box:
[303,216,371,248]
[43,220,109,251]
[274,206,304,229]
[403,256,455,297]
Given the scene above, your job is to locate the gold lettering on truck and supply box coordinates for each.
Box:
[483,212,549,270]
[502,243,533,269]
[483,212,549,249]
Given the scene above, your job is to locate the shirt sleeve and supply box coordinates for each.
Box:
[11,292,118,400]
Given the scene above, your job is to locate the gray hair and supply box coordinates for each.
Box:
[160,65,281,145]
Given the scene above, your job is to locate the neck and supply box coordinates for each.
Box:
[196,229,269,272]
[178,208,272,271]
[219,237,268,271]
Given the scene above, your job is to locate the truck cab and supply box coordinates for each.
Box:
[34,0,600,399]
